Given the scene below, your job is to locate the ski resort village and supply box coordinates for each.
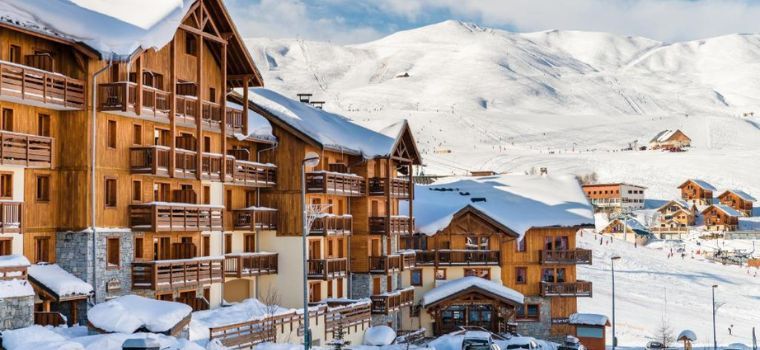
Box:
[0,0,759,350]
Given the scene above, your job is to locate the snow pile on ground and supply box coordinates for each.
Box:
[0,279,34,298]
[1,325,201,350]
[568,313,609,326]
[87,295,192,334]
[189,298,294,341]
[578,232,760,346]
[29,264,93,298]
[363,326,396,346]
[406,174,593,237]
[422,276,523,306]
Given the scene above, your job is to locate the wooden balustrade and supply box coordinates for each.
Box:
[369,216,413,235]
[0,131,53,168]
[415,250,501,266]
[0,263,27,281]
[325,301,372,334]
[540,280,593,297]
[129,203,223,232]
[131,257,224,291]
[202,101,223,129]
[34,312,66,326]
[174,148,198,179]
[233,160,277,187]
[0,201,22,234]
[175,95,199,125]
[224,253,278,278]
[370,288,415,314]
[139,86,171,118]
[209,312,301,348]
[401,252,416,270]
[232,208,278,231]
[0,60,85,110]
[539,249,593,265]
[369,255,402,274]
[200,153,233,181]
[310,215,352,236]
[129,146,170,176]
[307,258,348,280]
[305,172,365,196]
[226,107,244,134]
[368,177,411,198]
[176,296,210,312]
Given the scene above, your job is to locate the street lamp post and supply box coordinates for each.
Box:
[712,284,719,350]
[302,152,320,350]
[611,255,621,350]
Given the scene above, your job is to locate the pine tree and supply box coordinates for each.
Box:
[327,317,351,350]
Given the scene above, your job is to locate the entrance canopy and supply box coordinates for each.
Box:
[422,276,524,308]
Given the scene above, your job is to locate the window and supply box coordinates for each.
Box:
[105,178,117,207]
[107,120,117,148]
[155,128,171,146]
[225,190,232,211]
[224,234,232,254]
[326,280,333,298]
[134,237,144,260]
[154,183,170,202]
[245,191,255,207]
[0,173,12,199]
[244,234,255,252]
[464,268,491,279]
[34,237,50,263]
[410,269,423,286]
[133,124,142,145]
[107,238,120,268]
[308,282,321,303]
[132,180,142,202]
[466,236,489,250]
[515,267,527,284]
[516,238,526,252]
[209,87,216,103]
[37,114,50,137]
[203,186,211,205]
[0,237,12,255]
[36,175,50,202]
[203,136,211,153]
[8,45,20,64]
[516,304,540,321]
[337,278,344,298]
[203,236,210,256]
[435,268,447,280]
[185,34,197,56]
[577,326,604,338]
[1,108,13,131]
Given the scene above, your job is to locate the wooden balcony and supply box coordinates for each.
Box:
[368,177,411,199]
[200,153,234,181]
[310,215,352,236]
[0,131,53,168]
[540,249,593,265]
[401,251,416,270]
[307,258,348,280]
[415,250,501,266]
[370,287,415,314]
[0,201,22,234]
[174,148,199,179]
[175,94,199,125]
[540,280,593,297]
[305,171,365,196]
[224,252,278,278]
[131,257,224,291]
[226,108,244,134]
[232,207,277,231]
[202,101,223,130]
[233,160,277,187]
[129,146,170,176]
[34,311,66,327]
[129,203,223,232]
[0,60,85,110]
[369,216,414,235]
[0,263,27,280]
[97,82,171,121]
[369,255,402,274]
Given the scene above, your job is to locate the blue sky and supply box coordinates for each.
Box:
[227,0,760,44]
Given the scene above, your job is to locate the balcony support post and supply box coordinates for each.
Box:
[195,33,204,181]
[135,55,142,116]
[169,35,177,176]
[220,42,227,181]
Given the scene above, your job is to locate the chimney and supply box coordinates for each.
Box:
[310,101,325,109]
[540,167,548,176]
[297,93,312,103]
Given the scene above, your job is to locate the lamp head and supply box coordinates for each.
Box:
[611,255,621,261]
[303,152,320,167]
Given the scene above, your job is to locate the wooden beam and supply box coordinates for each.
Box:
[169,36,178,177]
[242,78,249,136]
[196,32,204,180]
[135,55,143,116]
[220,41,228,181]
[179,24,227,44]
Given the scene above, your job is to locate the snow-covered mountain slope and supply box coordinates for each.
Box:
[578,232,760,347]
[244,20,760,199]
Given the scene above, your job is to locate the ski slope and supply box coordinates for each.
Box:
[578,232,760,347]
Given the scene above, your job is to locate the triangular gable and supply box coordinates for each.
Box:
[718,190,757,202]
[657,200,689,213]
[678,179,715,191]
[389,120,422,165]
[441,205,521,238]
[424,285,523,310]
[701,204,741,217]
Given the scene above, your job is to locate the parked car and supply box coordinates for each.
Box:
[646,341,666,350]
[463,331,502,350]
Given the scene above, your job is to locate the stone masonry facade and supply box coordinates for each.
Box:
[516,296,553,340]
[0,295,33,331]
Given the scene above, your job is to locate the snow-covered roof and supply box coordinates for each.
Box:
[88,295,192,334]
[0,0,193,60]
[28,264,93,299]
[421,276,524,307]
[2,325,203,350]
[0,279,34,299]
[404,174,594,238]
[226,101,277,143]
[679,179,717,191]
[677,329,697,341]
[657,199,690,211]
[244,88,400,158]
[721,189,757,202]
[739,217,760,231]
[569,313,609,326]
[650,129,689,143]
[0,254,30,268]
[703,204,742,217]
[604,217,651,236]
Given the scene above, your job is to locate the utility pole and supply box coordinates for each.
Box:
[712,284,718,350]
[611,255,621,350]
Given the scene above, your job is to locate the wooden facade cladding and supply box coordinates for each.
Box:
[223,252,278,277]
[718,191,754,216]
[0,60,85,110]
[129,203,223,232]
[131,257,224,291]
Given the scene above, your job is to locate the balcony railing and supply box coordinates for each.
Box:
[310,215,352,236]
[131,257,224,291]
[232,207,277,231]
[34,312,66,327]
[401,251,416,270]
[540,280,593,297]
[129,146,170,176]
[175,94,199,125]
[200,153,234,181]
[369,255,402,274]
[305,171,365,196]
[307,258,348,280]
[415,250,501,266]
[224,252,278,278]
[0,263,27,281]
[370,287,415,314]
[202,101,223,129]
[368,177,411,199]
[0,60,85,110]
[129,203,223,232]
[0,201,22,234]
[233,160,277,187]
[369,216,413,235]
[98,82,171,121]
[0,131,53,168]
[226,108,244,134]
[539,249,592,265]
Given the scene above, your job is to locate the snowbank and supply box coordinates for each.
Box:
[2,325,202,350]
[29,264,93,298]
[190,298,294,341]
[0,254,30,268]
[363,326,396,346]
[87,295,191,334]
[422,276,523,307]
[0,279,34,298]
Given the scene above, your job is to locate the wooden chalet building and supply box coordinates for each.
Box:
[678,179,716,206]
[401,175,595,340]
[649,129,691,150]
[717,190,755,217]
[598,218,653,245]
[652,200,695,238]
[701,204,740,232]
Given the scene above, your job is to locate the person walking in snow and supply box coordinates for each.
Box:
[729,324,734,335]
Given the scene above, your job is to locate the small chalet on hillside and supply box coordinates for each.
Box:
[717,190,755,217]
[599,218,653,245]
[701,204,741,232]
[678,179,716,206]
[653,200,695,237]
[649,129,691,150]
